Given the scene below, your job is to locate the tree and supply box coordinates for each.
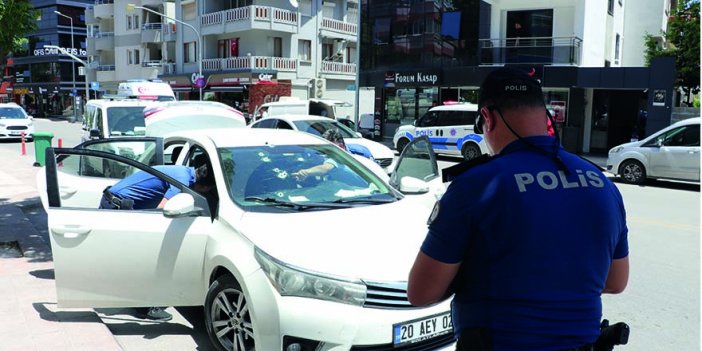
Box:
[645,0,700,104]
[0,1,38,70]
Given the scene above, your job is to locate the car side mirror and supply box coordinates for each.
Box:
[163,193,200,218]
[655,138,664,147]
[89,128,101,138]
[355,132,362,138]
[398,176,429,194]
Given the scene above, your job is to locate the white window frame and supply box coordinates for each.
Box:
[298,39,311,61]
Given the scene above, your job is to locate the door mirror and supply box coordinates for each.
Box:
[90,128,101,138]
[398,176,429,194]
[656,138,664,147]
[163,193,198,218]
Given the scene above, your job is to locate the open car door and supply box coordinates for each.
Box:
[38,137,164,209]
[389,136,445,208]
[43,147,211,308]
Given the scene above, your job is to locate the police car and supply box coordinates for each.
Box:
[393,103,487,160]
[37,130,454,351]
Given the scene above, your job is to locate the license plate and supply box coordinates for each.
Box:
[9,131,22,136]
[393,312,453,346]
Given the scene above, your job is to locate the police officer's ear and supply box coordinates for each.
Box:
[480,106,495,133]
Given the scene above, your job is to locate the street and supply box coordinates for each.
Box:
[0,117,699,350]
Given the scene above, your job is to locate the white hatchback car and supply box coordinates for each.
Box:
[606,117,700,184]
[0,103,34,140]
[250,114,397,173]
[38,130,454,351]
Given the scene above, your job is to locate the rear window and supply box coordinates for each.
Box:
[106,106,147,136]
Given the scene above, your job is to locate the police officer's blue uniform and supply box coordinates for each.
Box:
[101,165,196,209]
[421,136,629,351]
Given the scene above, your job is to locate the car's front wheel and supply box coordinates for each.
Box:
[619,159,646,185]
[396,138,410,153]
[205,275,255,351]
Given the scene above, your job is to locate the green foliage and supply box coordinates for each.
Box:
[645,0,700,95]
[0,0,38,61]
[694,95,701,108]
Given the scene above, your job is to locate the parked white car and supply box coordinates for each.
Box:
[0,103,34,140]
[38,130,454,351]
[250,114,396,173]
[606,117,700,184]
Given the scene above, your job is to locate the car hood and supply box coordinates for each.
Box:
[238,199,431,282]
[146,110,246,137]
[0,118,31,126]
[345,138,395,159]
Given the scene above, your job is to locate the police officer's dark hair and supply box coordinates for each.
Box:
[195,163,215,187]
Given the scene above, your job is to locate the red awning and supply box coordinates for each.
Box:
[0,82,11,94]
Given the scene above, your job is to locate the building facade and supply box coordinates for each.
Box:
[359,0,676,154]
[85,0,359,115]
[6,0,92,118]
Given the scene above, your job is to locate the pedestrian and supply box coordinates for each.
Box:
[407,67,629,351]
[100,162,216,321]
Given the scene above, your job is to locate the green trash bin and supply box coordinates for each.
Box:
[33,131,54,167]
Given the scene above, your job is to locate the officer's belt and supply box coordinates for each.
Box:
[103,187,127,209]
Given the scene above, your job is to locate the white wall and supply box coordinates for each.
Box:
[621,0,667,67]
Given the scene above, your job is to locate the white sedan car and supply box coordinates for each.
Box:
[38,130,454,351]
[250,114,397,173]
[0,103,34,140]
[606,117,700,184]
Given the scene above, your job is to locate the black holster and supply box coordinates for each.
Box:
[455,328,493,351]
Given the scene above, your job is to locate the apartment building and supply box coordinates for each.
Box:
[359,0,676,154]
[621,0,675,67]
[85,0,359,115]
[5,0,92,117]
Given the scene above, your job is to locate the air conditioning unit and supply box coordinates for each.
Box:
[313,78,326,98]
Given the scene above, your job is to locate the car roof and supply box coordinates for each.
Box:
[261,114,336,122]
[173,128,326,148]
[86,99,160,107]
[672,117,700,126]
[429,103,478,112]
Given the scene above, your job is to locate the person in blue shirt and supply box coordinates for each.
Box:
[99,163,215,321]
[407,67,629,351]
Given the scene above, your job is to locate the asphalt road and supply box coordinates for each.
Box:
[2,118,699,350]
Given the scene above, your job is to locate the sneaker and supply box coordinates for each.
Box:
[139,307,173,321]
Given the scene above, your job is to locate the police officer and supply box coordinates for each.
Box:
[407,67,629,351]
[99,163,215,321]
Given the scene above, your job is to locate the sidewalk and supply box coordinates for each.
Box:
[0,146,122,351]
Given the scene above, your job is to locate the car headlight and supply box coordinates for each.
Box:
[609,146,623,154]
[255,247,367,306]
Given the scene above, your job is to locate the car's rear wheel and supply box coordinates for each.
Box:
[619,159,646,185]
[461,143,482,160]
[205,275,255,351]
[396,138,410,153]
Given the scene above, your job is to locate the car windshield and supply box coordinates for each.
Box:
[107,106,147,136]
[292,120,359,139]
[0,107,27,119]
[218,144,398,212]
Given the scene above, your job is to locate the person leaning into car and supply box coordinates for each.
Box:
[99,163,215,321]
[407,67,629,351]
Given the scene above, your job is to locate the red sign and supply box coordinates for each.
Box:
[230,38,239,57]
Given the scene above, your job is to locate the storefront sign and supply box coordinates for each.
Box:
[258,73,273,82]
[386,70,441,86]
[33,46,87,56]
[13,87,29,95]
[653,90,666,106]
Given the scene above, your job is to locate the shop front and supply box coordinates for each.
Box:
[11,84,76,118]
[381,69,441,140]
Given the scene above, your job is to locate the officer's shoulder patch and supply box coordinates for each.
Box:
[427,201,440,225]
[441,154,493,183]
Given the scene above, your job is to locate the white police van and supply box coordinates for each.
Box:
[117,80,176,101]
[392,103,487,160]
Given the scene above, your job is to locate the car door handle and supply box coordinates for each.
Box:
[52,226,91,238]
[689,150,699,154]
[59,186,77,198]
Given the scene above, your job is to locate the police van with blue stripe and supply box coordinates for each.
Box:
[392,103,487,160]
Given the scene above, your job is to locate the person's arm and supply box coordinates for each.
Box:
[407,251,461,306]
[293,161,335,180]
[602,256,629,294]
[157,198,168,209]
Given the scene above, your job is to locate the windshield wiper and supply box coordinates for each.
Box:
[331,196,396,205]
[244,196,352,210]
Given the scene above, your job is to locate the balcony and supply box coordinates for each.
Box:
[93,0,114,19]
[202,56,297,73]
[200,5,298,36]
[141,23,163,43]
[142,61,175,75]
[478,36,582,66]
[320,17,357,42]
[320,61,356,76]
[96,64,115,81]
[94,32,115,51]
[163,22,177,42]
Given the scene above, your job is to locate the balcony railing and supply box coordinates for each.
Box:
[202,56,297,72]
[321,17,357,36]
[94,31,115,38]
[321,61,356,75]
[478,36,582,66]
[96,65,115,71]
[141,60,164,67]
[142,23,162,30]
[94,0,113,4]
[201,5,298,27]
